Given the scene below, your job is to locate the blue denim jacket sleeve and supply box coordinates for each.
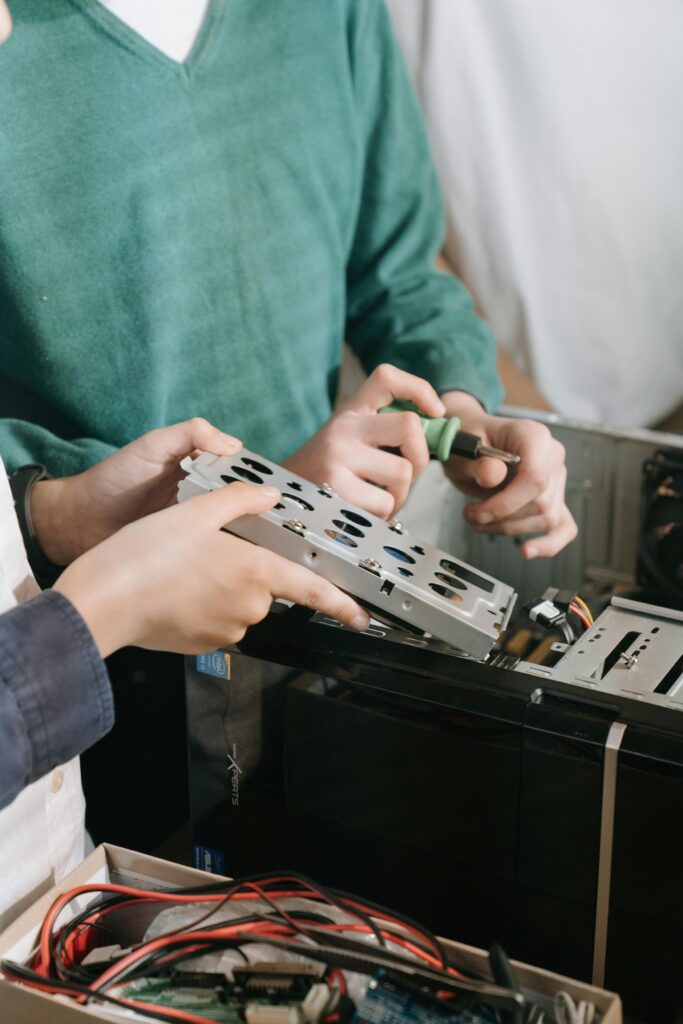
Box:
[0,589,113,811]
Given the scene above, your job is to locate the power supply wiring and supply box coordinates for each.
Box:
[569,604,592,632]
[572,596,594,625]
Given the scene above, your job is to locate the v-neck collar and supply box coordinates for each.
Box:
[65,0,224,81]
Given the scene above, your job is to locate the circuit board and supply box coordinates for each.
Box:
[119,967,329,1024]
[178,448,517,659]
[119,977,239,1023]
[352,972,499,1024]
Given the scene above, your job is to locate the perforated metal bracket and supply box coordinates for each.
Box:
[178,448,518,659]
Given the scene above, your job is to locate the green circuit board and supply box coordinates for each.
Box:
[118,977,241,1022]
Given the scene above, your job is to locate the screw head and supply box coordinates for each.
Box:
[318,483,335,498]
[388,519,404,533]
[359,558,382,576]
[284,519,306,534]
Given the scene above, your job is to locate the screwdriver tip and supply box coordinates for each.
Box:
[478,445,521,465]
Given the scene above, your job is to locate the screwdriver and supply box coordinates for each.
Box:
[380,402,521,465]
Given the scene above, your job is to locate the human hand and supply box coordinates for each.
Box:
[53,482,370,658]
[32,419,241,566]
[441,392,577,559]
[284,364,445,518]
[0,2,12,45]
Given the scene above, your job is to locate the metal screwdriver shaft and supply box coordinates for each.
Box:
[477,445,521,465]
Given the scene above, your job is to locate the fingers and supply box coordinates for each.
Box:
[468,497,578,558]
[142,417,242,460]
[183,481,281,527]
[359,411,431,477]
[264,554,370,631]
[522,506,578,559]
[467,470,563,532]
[467,426,564,523]
[449,417,576,558]
[465,455,509,490]
[0,6,12,45]
[351,447,414,512]
[334,471,395,518]
[348,364,446,418]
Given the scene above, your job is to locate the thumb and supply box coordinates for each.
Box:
[454,454,507,489]
[184,481,281,528]
[467,456,508,490]
[136,418,242,462]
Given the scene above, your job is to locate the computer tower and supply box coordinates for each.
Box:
[187,415,683,1024]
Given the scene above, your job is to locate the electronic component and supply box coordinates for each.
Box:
[1,871,524,1024]
[178,448,517,658]
[233,963,323,997]
[352,970,499,1024]
[522,589,594,646]
[114,972,332,1024]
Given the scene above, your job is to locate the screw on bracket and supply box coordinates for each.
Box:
[619,651,639,669]
[359,558,382,576]
[388,519,404,534]
[283,519,306,535]
[318,483,335,498]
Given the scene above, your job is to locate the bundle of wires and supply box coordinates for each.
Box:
[569,596,593,632]
[522,589,594,647]
[1,871,473,1024]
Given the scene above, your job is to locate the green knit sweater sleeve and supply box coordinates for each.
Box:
[0,419,116,477]
[344,0,504,411]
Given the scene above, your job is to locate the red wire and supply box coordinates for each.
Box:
[327,968,347,995]
[35,876,464,1007]
[570,603,591,630]
[342,898,446,963]
[91,922,294,993]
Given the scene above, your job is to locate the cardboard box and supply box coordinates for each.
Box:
[0,844,623,1023]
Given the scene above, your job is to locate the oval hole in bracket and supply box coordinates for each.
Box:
[434,571,467,591]
[430,583,464,604]
[383,545,416,565]
[324,529,358,548]
[341,509,372,528]
[241,457,273,475]
[232,465,263,484]
[332,518,365,538]
[283,493,314,512]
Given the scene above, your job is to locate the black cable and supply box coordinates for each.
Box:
[33,870,469,1004]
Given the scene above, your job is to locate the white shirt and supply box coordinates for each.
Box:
[98,0,211,63]
[0,463,86,931]
[387,0,683,427]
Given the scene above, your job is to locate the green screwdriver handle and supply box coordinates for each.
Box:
[379,402,461,463]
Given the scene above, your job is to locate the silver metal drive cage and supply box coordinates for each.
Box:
[178,448,518,659]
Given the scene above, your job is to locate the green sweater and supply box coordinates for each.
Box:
[0,0,502,476]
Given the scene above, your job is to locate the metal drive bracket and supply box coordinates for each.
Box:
[178,448,517,659]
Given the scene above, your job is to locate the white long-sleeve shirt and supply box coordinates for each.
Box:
[387,0,683,427]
